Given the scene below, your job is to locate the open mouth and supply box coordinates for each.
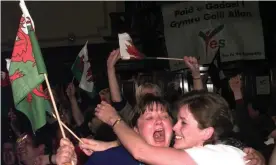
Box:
[153,128,165,142]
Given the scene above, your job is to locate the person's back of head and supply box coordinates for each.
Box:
[135,83,163,104]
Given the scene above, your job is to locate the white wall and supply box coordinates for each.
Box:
[1,1,125,51]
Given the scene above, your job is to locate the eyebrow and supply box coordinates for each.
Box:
[179,116,186,120]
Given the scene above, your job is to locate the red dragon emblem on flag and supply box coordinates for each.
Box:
[77,56,93,82]
[125,40,144,59]
[9,16,49,102]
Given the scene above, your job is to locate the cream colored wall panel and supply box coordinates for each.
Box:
[1,1,125,51]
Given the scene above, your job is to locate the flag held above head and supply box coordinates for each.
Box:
[20,0,46,74]
[15,0,69,140]
[8,0,51,131]
[118,32,183,62]
[118,33,144,60]
[71,41,96,97]
[19,0,35,30]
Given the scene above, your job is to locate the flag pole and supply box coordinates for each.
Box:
[51,112,83,143]
[44,75,77,165]
[130,56,183,61]
[19,0,68,139]
[44,74,67,138]
[150,57,183,61]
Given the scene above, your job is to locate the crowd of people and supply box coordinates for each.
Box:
[2,49,276,165]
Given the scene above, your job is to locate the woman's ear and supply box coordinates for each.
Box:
[202,127,214,141]
[134,126,139,134]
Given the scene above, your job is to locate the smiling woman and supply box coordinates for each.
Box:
[94,90,247,165]
[174,90,234,148]
[56,91,265,165]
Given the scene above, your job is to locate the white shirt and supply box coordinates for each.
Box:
[185,144,247,165]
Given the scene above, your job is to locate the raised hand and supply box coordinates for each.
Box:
[107,49,121,69]
[183,56,200,78]
[1,71,6,80]
[66,83,76,100]
[95,101,120,126]
[229,75,243,100]
[243,147,265,165]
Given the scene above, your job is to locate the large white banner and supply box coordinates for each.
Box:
[162,1,265,70]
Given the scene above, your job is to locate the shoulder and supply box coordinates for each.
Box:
[185,144,246,165]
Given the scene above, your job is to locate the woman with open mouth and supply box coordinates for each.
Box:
[92,90,249,165]
[56,92,264,165]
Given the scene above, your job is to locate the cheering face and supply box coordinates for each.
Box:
[134,103,173,147]
[173,105,211,149]
[3,142,16,165]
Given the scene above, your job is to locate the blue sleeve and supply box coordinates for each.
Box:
[111,96,127,112]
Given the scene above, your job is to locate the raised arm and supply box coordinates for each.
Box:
[107,49,122,102]
[95,102,196,165]
[229,75,265,150]
[8,109,21,137]
[66,83,84,126]
[183,56,203,90]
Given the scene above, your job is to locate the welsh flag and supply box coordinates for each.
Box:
[8,0,51,131]
[71,42,96,99]
[118,33,144,60]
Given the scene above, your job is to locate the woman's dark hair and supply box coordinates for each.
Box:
[177,90,233,144]
[129,94,172,128]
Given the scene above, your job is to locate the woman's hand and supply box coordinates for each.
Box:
[183,56,200,78]
[3,144,16,165]
[95,101,120,126]
[66,83,76,100]
[107,49,121,70]
[243,147,265,165]
[56,139,77,165]
[79,138,118,156]
[229,75,243,100]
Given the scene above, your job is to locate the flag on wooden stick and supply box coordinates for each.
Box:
[8,0,51,131]
[71,42,96,99]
